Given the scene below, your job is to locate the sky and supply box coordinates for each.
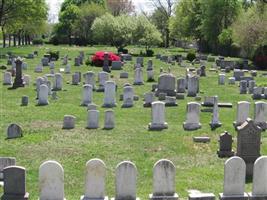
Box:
[46,0,152,23]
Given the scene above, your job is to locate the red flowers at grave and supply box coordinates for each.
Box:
[91,51,121,67]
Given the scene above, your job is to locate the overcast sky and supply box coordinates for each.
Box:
[46,0,152,23]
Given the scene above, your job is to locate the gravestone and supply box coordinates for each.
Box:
[62,115,76,129]
[6,124,23,139]
[187,75,198,97]
[147,59,153,71]
[75,57,81,66]
[21,96,29,106]
[248,80,256,94]
[65,64,71,74]
[236,118,262,178]
[133,68,144,85]
[97,71,109,92]
[249,156,267,200]
[1,166,29,200]
[112,161,138,200]
[3,72,12,85]
[147,70,155,82]
[81,84,93,106]
[183,102,201,130]
[72,72,80,85]
[165,96,177,107]
[23,75,30,86]
[35,64,43,73]
[104,110,115,130]
[86,110,99,129]
[218,74,225,85]
[219,156,248,200]
[252,87,263,100]
[12,58,24,88]
[254,101,267,130]
[149,159,178,200]
[148,101,168,130]
[233,69,245,81]
[39,161,65,200]
[41,57,49,66]
[87,103,98,111]
[102,81,117,108]
[234,101,250,128]
[84,71,96,90]
[240,80,248,94]
[177,78,186,93]
[155,74,176,96]
[81,159,107,200]
[122,86,134,108]
[228,77,235,85]
[111,61,122,70]
[217,132,234,158]
[210,96,222,129]
[120,72,128,79]
[38,84,49,106]
[136,57,144,67]
[0,157,16,182]
[144,92,155,108]
[53,73,63,91]
[200,65,206,77]
[188,190,215,200]
[103,52,110,73]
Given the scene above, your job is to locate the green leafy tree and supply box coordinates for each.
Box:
[60,0,105,11]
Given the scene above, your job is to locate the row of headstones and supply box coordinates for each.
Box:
[3,156,267,200]
[234,101,267,130]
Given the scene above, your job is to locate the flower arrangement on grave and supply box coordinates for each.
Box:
[91,51,120,67]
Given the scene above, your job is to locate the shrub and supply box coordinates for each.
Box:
[207,56,215,62]
[186,50,196,62]
[91,51,121,67]
[47,51,59,61]
[253,45,267,70]
[146,49,154,57]
[85,58,91,66]
[32,38,44,45]
[118,47,128,54]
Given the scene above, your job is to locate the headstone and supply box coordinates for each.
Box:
[111,61,122,70]
[86,110,99,129]
[97,71,109,92]
[35,64,43,73]
[81,159,107,200]
[149,159,178,200]
[1,166,29,200]
[177,78,186,93]
[217,131,234,158]
[41,57,49,66]
[148,101,168,130]
[102,81,117,108]
[236,118,262,178]
[12,58,24,88]
[158,93,166,101]
[249,156,267,199]
[147,59,153,71]
[234,101,250,127]
[21,96,28,106]
[209,96,222,129]
[165,96,177,107]
[49,62,55,69]
[122,86,134,108]
[147,70,155,82]
[0,157,16,182]
[84,71,96,90]
[133,68,144,85]
[187,75,198,97]
[87,103,98,111]
[264,87,267,99]
[251,70,257,77]
[23,75,30,86]
[155,74,176,96]
[144,92,154,107]
[81,84,93,106]
[62,115,76,129]
[103,110,115,129]
[38,84,49,105]
[183,102,201,130]
[248,80,256,94]
[193,136,210,143]
[103,52,110,73]
[6,124,23,139]
[72,72,80,85]
[136,57,144,67]
[200,65,206,77]
[219,157,248,200]
[254,101,267,130]
[218,74,225,85]
[39,161,65,200]
[240,80,247,94]
[188,190,215,200]
[252,87,263,100]
[233,69,245,81]
[120,72,128,79]
[53,73,63,91]
[228,77,235,85]
[113,161,138,200]
[65,64,71,74]
[75,57,81,66]
[3,72,12,85]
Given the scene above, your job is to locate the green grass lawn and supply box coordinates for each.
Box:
[0,45,266,199]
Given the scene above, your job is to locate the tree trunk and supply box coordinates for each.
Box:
[8,34,11,47]
[18,32,21,46]
[27,35,31,45]
[22,34,25,45]
[2,26,6,48]
[13,34,16,46]
[165,28,170,48]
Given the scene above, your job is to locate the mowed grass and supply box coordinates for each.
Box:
[0,45,267,199]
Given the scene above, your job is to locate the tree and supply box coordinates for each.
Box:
[149,0,175,48]
[60,0,105,11]
[106,0,134,16]
[73,2,105,45]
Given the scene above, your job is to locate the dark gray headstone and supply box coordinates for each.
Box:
[6,124,23,139]
[217,131,234,158]
[0,157,16,181]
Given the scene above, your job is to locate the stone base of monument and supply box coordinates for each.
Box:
[143,103,152,108]
[133,82,144,85]
[147,78,155,82]
[2,192,29,200]
[81,196,108,200]
[219,193,248,200]
[148,122,168,131]
[165,102,178,107]
[176,93,185,100]
[209,122,222,129]
[217,150,235,158]
[111,197,139,200]
[189,192,215,200]
[96,87,105,92]
[183,123,202,131]
[155,89,177,97]
[248,193,267,200]
[121,104,133,108]
[102,103,117,108]
[81,102,92,107]
[149,193,179,200]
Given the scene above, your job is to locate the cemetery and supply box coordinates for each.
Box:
[0,0,267,199]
